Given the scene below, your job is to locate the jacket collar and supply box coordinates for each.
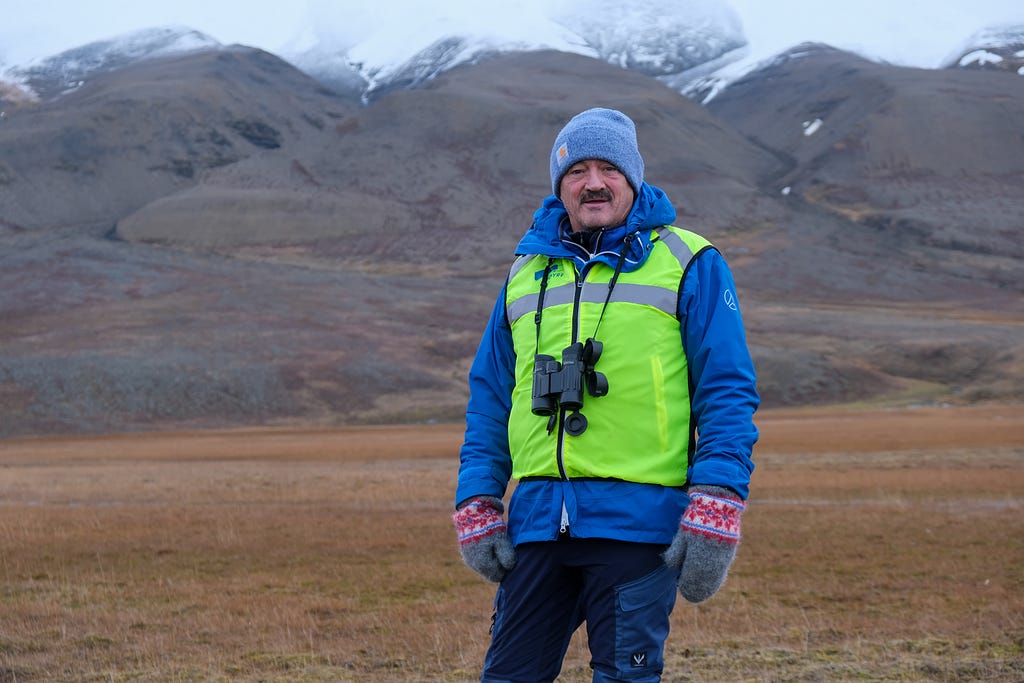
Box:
[514,182,677,273]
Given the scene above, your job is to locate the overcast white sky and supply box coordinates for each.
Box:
[1,0,1021,68]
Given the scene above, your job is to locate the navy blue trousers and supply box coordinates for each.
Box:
[482,538,678,683]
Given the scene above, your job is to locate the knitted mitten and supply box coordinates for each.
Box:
[663,485,746,603]
[452,496,516,583]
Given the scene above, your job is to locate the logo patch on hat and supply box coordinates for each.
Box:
[557,142,568,165]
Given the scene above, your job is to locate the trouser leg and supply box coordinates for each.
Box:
[576,540,678,682]
[482,542,583,683]
[479,539,678,683]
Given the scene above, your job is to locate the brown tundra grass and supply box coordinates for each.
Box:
[1,405,1022,682]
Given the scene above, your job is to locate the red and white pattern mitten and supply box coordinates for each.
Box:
[452,496,516,583]
[680,487,745,543]
[663,486,746,603]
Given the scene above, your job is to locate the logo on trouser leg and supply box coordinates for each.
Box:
[630,650,647,668]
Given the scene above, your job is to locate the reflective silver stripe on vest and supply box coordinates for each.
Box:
[603,282,677,315]
[507,254,535,283]
[507,282,677,323]
[506,229,698,324]
[506,294,537,324]
[506,284,572,324]
[654,226,696,266]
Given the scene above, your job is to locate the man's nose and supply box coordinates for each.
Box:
[582,168,606,189]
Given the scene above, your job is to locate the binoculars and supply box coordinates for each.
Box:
[531,338,608,435]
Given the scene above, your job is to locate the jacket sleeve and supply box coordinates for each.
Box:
[454,286,516,508]
[679,248,759,499]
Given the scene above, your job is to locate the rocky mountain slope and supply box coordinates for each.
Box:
[707,43,1024,298]
[0,46,356,234]
[0,42,1021,438]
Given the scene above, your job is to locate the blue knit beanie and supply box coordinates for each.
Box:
[549,107,645,197]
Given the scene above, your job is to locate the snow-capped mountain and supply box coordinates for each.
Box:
[686,20,1024,106]
[941,23,1024,75]
[4,26,222,100]
[282,0,747,100]
[5,10,1022,110]
[549,0,745,79]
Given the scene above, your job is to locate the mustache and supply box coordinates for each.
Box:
[579,189,612,202]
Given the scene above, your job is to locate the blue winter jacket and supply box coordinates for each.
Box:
[455,183,758,546]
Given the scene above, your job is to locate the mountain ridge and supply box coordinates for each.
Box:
[0,40,1021,438]
[4,16,1022,106]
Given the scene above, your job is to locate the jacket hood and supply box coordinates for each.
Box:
[515,182,678,272]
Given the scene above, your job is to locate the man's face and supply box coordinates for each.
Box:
[559,159,636,233]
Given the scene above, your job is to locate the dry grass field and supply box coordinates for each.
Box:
[1,404,1022,682]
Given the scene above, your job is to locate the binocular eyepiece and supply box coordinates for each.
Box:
[531,338,608,435]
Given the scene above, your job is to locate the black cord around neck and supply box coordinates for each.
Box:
[533,232,635,349]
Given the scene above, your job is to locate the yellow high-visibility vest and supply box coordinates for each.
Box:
[504,226,713,486]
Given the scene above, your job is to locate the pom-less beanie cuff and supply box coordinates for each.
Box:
[550,107,645,197]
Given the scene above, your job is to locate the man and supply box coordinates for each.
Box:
[453,107,758,682]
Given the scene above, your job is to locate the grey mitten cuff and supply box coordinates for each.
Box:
[663,485,746,603]
[452,496,516,583]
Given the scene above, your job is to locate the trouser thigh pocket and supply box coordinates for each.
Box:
[611,564,678,680]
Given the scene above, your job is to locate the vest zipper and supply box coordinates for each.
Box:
[551,235,634,532]
[554,262,589,482]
